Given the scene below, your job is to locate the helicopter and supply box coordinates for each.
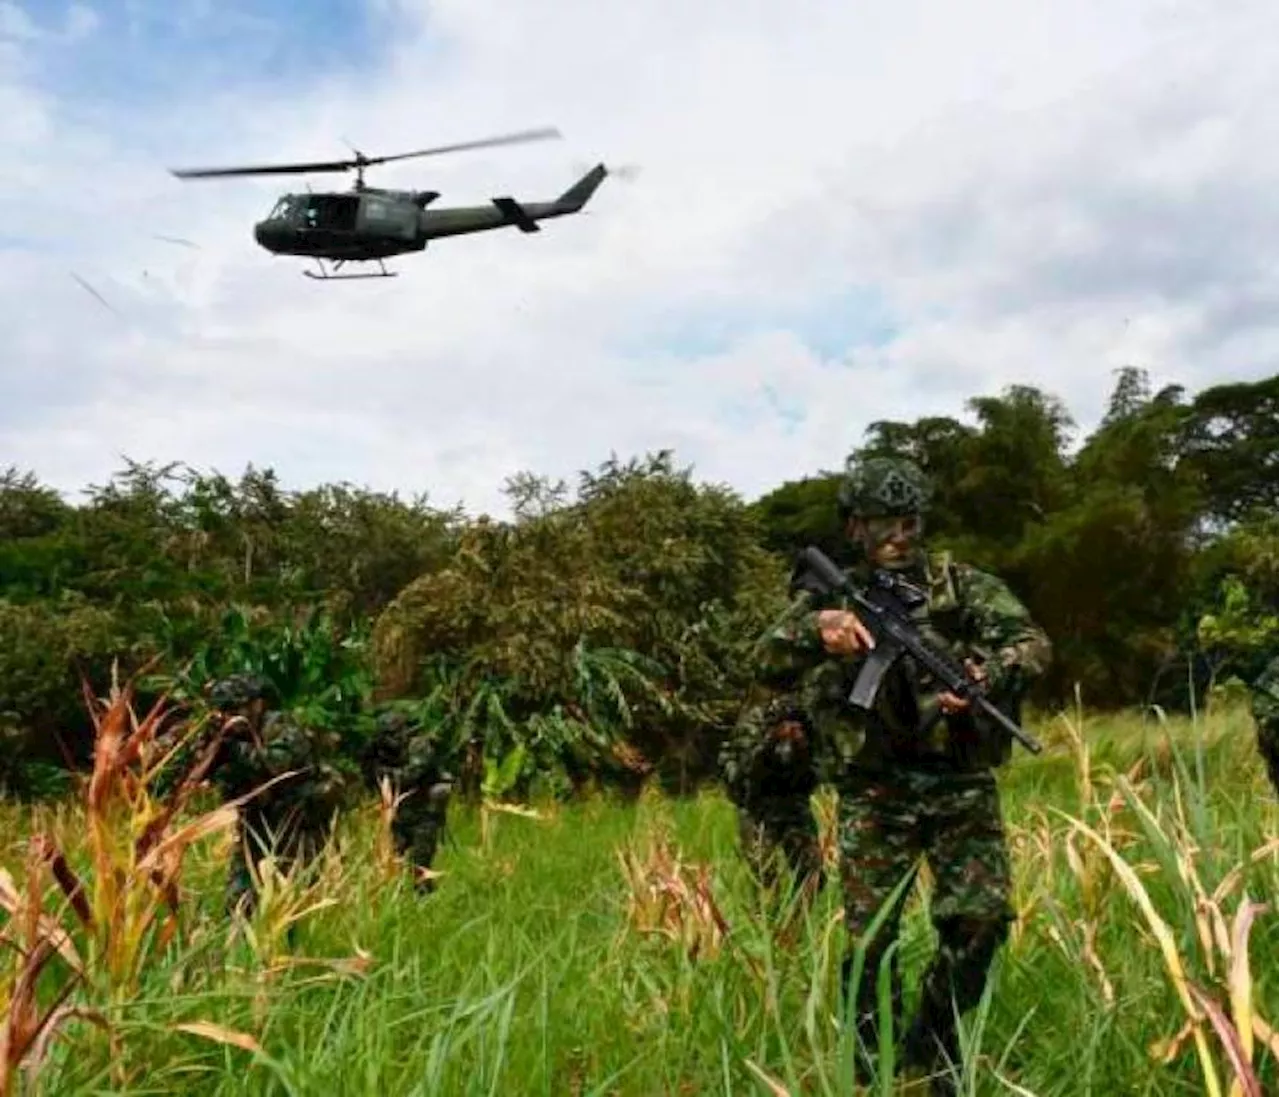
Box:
[169,127,608,280]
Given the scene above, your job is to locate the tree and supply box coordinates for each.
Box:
[1179,375,1279,530]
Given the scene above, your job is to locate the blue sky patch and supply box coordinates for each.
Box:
[619,284,899,363]
[11,1,403,112]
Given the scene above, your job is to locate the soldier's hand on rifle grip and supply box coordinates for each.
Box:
[817,609,875,656]
[937,657,989,714]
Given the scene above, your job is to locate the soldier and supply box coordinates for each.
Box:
[718,690,824,896]
[1250,653,1278,792]
[361,709,454,893]
[720,560,834,897]
[205,674,349,917]
[756,455,1051,1094]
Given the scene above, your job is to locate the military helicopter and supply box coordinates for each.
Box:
[169,127,608,280]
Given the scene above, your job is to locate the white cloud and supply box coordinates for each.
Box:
[1,0,1275,517]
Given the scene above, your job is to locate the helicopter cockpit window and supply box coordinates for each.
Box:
[267,197,301,223]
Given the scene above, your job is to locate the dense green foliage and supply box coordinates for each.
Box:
[1,368,1275,795]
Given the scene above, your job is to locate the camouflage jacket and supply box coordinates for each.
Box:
[720,691,821,802]
[211,712,349,833]
[756,549,1052,776]
[361,714,451,808]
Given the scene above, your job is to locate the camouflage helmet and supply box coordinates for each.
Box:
[837,455,932,518]
[208,673,275,711]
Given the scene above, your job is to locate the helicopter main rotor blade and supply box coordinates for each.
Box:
[170,159,357,179]
[363,126,563,166]
[168,126,561,181]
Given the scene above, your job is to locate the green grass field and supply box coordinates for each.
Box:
[2,701,1276,1096]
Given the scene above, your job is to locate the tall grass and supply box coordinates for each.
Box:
[1,691,1275,1095]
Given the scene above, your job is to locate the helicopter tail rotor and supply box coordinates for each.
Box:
[573,159,642,183]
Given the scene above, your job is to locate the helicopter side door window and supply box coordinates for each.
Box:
[360,197,416,240]
[294,196,357,232]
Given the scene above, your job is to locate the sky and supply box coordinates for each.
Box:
[1,0,1276,517]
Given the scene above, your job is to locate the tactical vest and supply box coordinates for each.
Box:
[803,551,1014,777]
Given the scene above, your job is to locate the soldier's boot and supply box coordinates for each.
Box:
[901,914,1009,1094]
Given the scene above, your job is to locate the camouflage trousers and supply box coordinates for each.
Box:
[226,812,327,918]
[392,804,448,893]
[736,795,824,895]
[1250,657,1278,792]
[837,769,1013,1087]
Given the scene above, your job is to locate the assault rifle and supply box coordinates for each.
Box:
[795,545,1043,756]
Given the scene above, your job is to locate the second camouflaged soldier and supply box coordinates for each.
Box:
[720,559,836,896]
[719,690,824,895]
[362,709,454,893]
[1251,653,1279,792]
[757,455,1052,1095]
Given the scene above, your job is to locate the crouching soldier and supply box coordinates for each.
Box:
[362,709,454,893]
[205,674,349,916]
[719,691,825,896]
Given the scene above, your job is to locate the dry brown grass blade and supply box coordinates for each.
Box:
[0,939,78,1097]
[1227,899,1268,1080]
[1080,921,1115,1007]
[616,832,729,964]
[1189,983,1264,1097]
[1212,841,1280,907]
[174,1020,263,1054]
[24,1004,108,1087]
[1063,812,1223,1097]
[264,950,374,979]
[744,1058,791,1096]
[134,805,241,876]
[0,870,82,976]
[1150,1018,1198,1065]
[29,835,93,931]
[1251,1017,1279,1060]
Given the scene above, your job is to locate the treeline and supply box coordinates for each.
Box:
[1,367,1275,797]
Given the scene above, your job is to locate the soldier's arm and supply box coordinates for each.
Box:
[752,592,832,691]
[954,565,1052,698]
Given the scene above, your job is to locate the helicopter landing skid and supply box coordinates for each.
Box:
[303,257,398,281]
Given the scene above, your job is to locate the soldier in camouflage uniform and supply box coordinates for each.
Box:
[1250,654,1278,792]
[205,674,349,916]
[756,456,1051,1094]
[718,689,824,895]
[362,709,454,893]
[720,559,835,895]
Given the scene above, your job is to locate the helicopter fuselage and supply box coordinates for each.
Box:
[253,189,425,260]
[252,165,607,265]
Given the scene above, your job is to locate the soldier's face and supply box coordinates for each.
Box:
[849,513,922,568]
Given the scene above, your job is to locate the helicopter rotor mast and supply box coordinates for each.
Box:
[169,126,564,190]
